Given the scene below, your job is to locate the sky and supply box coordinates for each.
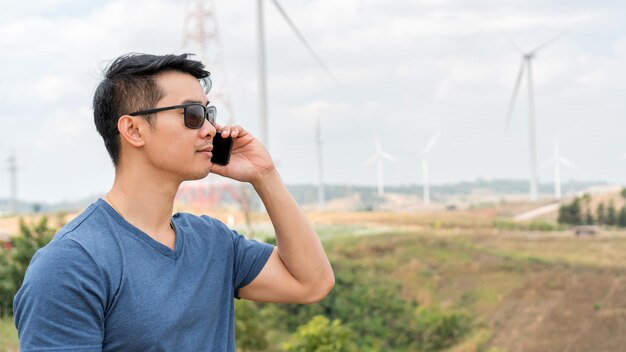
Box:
[0,0,625,203]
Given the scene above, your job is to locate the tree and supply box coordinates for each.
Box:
[621,187,626,200]
[581,194,594,225]
[235,300,269,351]
[618,206,626,228]
[607,200,617,226]
[0,217,55,316]
[282,315,357,352]
[596,203,606,226]
[558,197,583,225]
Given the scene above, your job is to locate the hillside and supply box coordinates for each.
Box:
[313,214,626,351]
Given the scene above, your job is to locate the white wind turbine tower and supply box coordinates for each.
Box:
[315,109,325,210]
[504,30,569,201]
[257,0,336,150]
[365,136,398,196]
[421,132,440,206]
[542,139,575,199]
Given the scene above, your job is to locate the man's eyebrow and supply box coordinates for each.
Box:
[181,99,209,105]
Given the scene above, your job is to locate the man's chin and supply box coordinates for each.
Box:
[185,167,212,181]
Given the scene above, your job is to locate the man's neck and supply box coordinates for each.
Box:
[106,165,180,247]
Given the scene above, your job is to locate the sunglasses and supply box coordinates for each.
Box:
[129,103,217,129]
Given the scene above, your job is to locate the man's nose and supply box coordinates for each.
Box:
[200,120,217,139]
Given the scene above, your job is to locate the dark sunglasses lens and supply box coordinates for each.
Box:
[185,105,205,128]
[207,106,217,125]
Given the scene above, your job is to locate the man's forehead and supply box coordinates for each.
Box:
[155,71,207,103]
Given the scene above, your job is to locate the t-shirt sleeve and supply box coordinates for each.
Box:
[13,239,106,351]
[230,230,274,299]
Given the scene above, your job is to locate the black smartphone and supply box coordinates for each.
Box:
[211,132,233,166]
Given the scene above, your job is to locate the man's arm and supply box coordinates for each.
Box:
[238,169,335,303]
[210,126,335,304]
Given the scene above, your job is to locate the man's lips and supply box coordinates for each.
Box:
[197,145,213,153]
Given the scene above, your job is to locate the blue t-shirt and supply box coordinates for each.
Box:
[13,198,274,351]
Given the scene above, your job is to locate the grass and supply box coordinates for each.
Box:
[0,317,17,352]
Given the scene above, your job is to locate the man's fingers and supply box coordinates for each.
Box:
[218,125,245,138]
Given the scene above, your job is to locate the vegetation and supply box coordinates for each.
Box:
[282,316,357,352]
[558,197,583,225]
[558,191,626,228]
[235,254,473,351]
[4,203,626,351]
[0,218,55,316]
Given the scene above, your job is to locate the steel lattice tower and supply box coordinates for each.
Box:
[183,0,235,126]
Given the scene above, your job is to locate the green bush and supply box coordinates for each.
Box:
[0,217,55,316]
[235,299,269,351]
[415,307,472,352]
[282,315,357,352]
[259,259,473,351]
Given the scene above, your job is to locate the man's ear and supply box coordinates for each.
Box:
[117,115,147,148]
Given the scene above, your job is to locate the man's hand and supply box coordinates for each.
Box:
[209,125,275,184]
[210,125,335,304]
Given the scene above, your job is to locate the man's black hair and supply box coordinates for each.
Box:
[93,53,210,167]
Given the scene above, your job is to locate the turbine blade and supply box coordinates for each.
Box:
[269,0,339,85]
[364,153,378,166]
[478,10,524,54]
[380,153,399,163]
[559,157,576,168]
[505,59,526,130]
[421,131,440,154]
[531,28,571,54]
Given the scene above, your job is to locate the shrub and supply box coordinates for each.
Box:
[415,306,472,352]
[260,259,473,351]
[0,217,55,316]
[282,315,357,352]
[235,299,269,351]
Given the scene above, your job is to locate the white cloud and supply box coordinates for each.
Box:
[0,0,625,202]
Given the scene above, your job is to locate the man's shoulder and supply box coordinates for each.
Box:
[173,212,230,235]
[53,199,114,245]
[45,199,128,270]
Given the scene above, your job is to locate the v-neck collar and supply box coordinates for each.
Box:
[96,198,183,260]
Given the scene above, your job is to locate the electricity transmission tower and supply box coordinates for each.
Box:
[182,0,255,232]
[183,0,235,126]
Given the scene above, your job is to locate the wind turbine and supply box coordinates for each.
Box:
[257,0,336,151]
[315,109,325,210]
[541,139,575,199]
[504,29,569,201]
[421,132,440,206]
[365,136,398,196]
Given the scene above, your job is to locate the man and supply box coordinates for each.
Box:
[13,53,335,351]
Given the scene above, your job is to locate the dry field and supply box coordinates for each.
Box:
[1,208,625,351]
